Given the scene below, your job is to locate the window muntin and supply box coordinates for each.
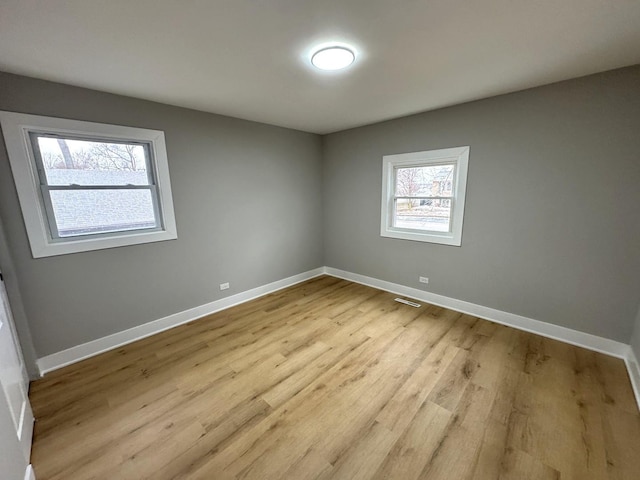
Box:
[0,111,177,257]
[381,147,469,246]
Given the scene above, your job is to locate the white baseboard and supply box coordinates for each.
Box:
[625,349,640,412]
[36,268,324,375]
[323,267,630,359]
[24,465,35,480]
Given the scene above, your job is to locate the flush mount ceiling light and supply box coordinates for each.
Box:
[311,45,355,71]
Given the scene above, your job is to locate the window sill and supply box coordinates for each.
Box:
[381,227,462,246]
[30,229,178,258]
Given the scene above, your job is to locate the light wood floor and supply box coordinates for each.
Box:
[29,276,640,480]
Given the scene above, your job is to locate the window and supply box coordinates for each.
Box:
[381,146,469,246]
[0,112,177,257]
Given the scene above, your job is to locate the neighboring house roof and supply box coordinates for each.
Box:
[46,169,155,236]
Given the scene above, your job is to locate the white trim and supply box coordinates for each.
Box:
[0,111,178,258]
[18,398,33,456]
[37,268,324,375]
[381,146,469,246]
[24,465,36,480]
[324,267,629,359]
[625,348,640,412]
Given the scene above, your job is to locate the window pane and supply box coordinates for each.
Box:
[49,189,157,237]
[394,198,451,232]
[395,164,455,197]
[34,135,150,186]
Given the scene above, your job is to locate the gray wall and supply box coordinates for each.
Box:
[2,66,639,363]
[0,72,324,358]
[632,305,640,360]
[323,66,640,343]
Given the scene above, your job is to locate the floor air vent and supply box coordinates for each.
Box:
[394,298,421,308]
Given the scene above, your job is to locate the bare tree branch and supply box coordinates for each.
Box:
[89,143,141,171]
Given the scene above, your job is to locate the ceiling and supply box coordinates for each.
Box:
[1,1,639,134]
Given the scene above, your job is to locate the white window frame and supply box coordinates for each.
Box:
[381,146,469,246]
[0,111,177,258]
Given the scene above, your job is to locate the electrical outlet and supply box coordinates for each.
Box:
[220,282,230,290]
[419,276,429,284]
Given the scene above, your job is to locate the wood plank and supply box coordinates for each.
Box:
[372,401,451,480]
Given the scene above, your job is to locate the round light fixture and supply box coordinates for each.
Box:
[311,46,355,71]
